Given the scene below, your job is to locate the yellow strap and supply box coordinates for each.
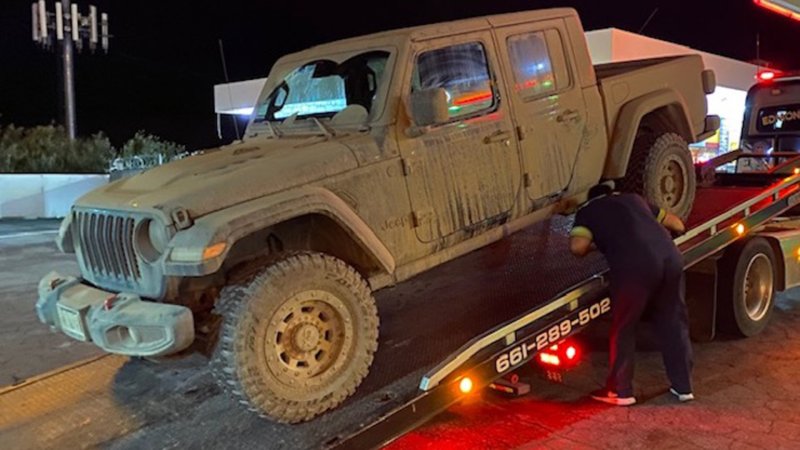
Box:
[656,208,667,223]
[570,226,593,240]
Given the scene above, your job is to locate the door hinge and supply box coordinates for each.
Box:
[516,125,526,141]
[523,173,532,188]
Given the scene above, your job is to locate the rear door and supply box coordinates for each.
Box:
[493,19,587,202]
[398,31,522,243]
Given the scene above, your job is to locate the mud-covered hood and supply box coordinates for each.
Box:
[77,138,359,219]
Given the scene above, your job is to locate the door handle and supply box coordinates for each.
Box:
[483,130,513,146]
[557,109,580,123]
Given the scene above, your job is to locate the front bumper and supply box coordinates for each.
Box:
[36,272,195,357]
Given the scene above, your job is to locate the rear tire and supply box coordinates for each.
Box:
[210,251,379,423]
[620,130,696,220]
[718,238,777,337]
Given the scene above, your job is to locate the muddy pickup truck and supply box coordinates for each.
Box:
[36,8,718,423]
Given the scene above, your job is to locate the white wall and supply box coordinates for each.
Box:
[214,78,267,115]
[0,174,109,219]
[586,28,760,92]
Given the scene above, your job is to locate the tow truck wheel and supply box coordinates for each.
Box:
[621,130,696,220]
[211,251,379,423]
[719,238,777,337]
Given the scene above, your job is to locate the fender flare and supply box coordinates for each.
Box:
[603,88,696,180]
[165,187,396,276]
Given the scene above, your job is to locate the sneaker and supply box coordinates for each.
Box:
[669,388,695,402]
[590,388,637,406]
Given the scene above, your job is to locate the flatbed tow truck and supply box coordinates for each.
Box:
[4,152,800,449]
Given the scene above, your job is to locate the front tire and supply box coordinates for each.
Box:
[211,252,379,423]
[621,130,696,220]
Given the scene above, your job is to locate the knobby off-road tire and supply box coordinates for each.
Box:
[210,251,379,423]
[718,238,777,337]
[620,130,696,220]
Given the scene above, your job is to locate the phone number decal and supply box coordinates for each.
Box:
[495,298,610,373]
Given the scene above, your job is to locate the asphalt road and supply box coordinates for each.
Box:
[0,220,101,387]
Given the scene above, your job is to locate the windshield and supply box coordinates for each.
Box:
[252,50,390,127]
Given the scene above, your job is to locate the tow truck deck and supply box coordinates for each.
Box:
[4,153,800,449]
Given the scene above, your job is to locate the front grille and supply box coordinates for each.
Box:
[74,210,141,283]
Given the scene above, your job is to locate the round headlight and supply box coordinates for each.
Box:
[135,219,170,263]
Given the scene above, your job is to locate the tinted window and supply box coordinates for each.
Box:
[413,42,495,120]
[507,32,556,98]
[756,104,800,133]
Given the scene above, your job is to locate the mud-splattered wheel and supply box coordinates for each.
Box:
[268,291,352,387]
[211,252,379,423]
[621,130,696,220]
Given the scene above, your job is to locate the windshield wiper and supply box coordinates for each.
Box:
[311,117,336,138]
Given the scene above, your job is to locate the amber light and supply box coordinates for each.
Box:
[459,377,474,394]
[793,168,800,175]
[734,223,746,236]
[202,242,227,260]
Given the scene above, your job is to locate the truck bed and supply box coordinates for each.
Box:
[595,54,709,142]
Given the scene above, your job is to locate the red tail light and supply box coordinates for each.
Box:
[537,342,580,368]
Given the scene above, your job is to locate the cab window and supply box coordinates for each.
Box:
[412,41,496,120]
[506,30,569,99]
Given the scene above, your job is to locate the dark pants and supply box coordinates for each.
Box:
[606,256,693,397]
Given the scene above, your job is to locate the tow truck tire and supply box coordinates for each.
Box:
[210,251,379,423]
[719,238,777,337]
[621,131,696,221]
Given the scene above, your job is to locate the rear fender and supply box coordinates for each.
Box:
[603,89,695,179]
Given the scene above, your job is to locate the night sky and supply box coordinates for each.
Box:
[1,0,798,150]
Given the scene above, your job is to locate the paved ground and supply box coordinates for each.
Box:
[391,291,800,449]
[2,220,800,449]
[0,220,101,387]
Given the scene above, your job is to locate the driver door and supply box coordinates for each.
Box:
[398,31,522,243]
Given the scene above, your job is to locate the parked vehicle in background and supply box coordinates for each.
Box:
[736,73,800,172]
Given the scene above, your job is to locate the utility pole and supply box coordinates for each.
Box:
[32,0,110,140]
[61,0,76,140]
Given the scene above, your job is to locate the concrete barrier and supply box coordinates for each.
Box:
[0,174,109,219]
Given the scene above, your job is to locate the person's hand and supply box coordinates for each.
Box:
[557,197,580,216]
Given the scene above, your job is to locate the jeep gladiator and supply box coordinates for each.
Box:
[37,8,718,423]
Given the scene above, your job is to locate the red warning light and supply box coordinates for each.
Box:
[759,71,776,82]
[539,352,561,366]
[537,342,581,368]
[566,346,578,360]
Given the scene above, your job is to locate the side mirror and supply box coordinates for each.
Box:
[409,88,450,127]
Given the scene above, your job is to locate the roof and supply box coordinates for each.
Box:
[304,8,577,51]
